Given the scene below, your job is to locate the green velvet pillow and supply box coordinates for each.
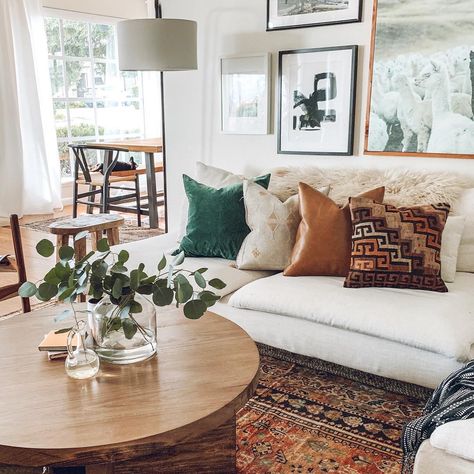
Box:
[178,173,271,260]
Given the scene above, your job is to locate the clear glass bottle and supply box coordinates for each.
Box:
[65,320,100,379]
[90,294,157,365]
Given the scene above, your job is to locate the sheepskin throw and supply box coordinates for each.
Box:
[268,167,469,207]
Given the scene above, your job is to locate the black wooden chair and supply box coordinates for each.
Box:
[69,144,142,226]
[0,215,31,313]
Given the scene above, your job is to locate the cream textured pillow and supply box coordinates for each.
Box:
[440,216,466,283]
[236,181,329,271]
[452,188,474,272]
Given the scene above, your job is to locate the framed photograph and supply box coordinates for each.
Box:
[267,0,363,31]
[220,54,271,135]
[365,0,474,159]
[278,46,358,156]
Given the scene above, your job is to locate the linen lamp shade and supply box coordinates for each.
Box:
[117,19,197,72]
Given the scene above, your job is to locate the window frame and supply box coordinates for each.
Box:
[43,9,146,180]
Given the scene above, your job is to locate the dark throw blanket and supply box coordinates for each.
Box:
[402,360,474,473]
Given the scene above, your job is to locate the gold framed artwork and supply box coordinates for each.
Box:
[365,0,474,159]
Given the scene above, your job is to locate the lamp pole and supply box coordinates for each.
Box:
[155,0,168,233]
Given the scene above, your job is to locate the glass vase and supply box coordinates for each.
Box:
[89,294,157,364]
[65,320,100,380]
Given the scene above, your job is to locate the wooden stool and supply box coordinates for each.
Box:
[48,214,125,263]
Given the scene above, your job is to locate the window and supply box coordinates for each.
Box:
[44,16,146,178]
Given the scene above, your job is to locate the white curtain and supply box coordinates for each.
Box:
[0,0,62,217]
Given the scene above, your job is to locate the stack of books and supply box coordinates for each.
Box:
[38,331,77,360]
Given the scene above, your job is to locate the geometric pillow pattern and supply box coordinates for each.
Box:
[344,198,450,293]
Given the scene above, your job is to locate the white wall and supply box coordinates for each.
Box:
[42,0,148,19]
[162,0,474,232]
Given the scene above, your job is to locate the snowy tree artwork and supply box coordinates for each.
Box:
[366,0,474,158]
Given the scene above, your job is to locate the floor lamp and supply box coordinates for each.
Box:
[117,1,197,233]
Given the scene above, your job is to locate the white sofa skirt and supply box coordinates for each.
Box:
[214,300,463,389]
[414,440,474,474]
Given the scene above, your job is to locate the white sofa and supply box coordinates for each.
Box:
[414,419,474,473]
[114,231,474,391]
[113,167,474,474]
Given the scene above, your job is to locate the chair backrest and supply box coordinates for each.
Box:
[68,144,129,183]
[0,215,30,313]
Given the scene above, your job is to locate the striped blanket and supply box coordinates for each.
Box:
[402,360,474,473]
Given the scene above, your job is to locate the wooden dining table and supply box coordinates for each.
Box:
[86,138,165,231]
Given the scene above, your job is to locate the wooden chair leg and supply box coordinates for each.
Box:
[10,215,31,313]
[56,235,69,262]
[106,227,120,246]
[135,175,142,227]
[73,182,78,218]
[88,185,97,215]
[101,185,109,214]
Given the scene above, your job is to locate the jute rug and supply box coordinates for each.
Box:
[23,215,164,244]
[237,345,430,474]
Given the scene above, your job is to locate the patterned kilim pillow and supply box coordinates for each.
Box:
[344,198,450,293]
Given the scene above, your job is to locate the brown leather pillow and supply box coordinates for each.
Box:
[284,183,385,277]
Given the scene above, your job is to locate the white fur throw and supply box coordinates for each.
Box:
[268,167,470,207]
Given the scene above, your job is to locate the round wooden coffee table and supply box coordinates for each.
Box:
[0,306,260,473]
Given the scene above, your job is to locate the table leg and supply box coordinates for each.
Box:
[91,231,101,251]
[106,228,120,246]
[144,152,159,229]
[112,416,236,473]
[74,237,87,303]
[56,235,69,261]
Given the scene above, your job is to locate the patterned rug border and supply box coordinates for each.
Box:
[256,343,433,401]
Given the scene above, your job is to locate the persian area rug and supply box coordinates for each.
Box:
[237,345,431,474]
[23,215,164,244]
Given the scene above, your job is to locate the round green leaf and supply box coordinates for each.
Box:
[122,318,138,340]
[129,300,143,313]
[183,299,207,320]
[44,268,61,286]
[153,286,174,306]
[58,245,74,261]
[208,278,226,290]
[158,254,167,271]
[110,263,127,274]
[37,282,58,301]
[58,286,75,301]
[36,239,54,258]
[97,238,110,253]
[18,282,37,298]
[171,251,185,267]
[118,250,130,263]
[175,279,193,304]
[92,260,108,279]
[112,278,123,299]
[199,291,220,308]
[194,271,206,289]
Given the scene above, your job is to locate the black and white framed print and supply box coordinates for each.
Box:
[278,46,358,156]
[267,0,363,31]
[220,54,271,135]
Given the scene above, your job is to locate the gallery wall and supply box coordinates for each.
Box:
[161,0,474,231]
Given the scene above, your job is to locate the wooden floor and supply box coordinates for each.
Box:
[1,205,106,316]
